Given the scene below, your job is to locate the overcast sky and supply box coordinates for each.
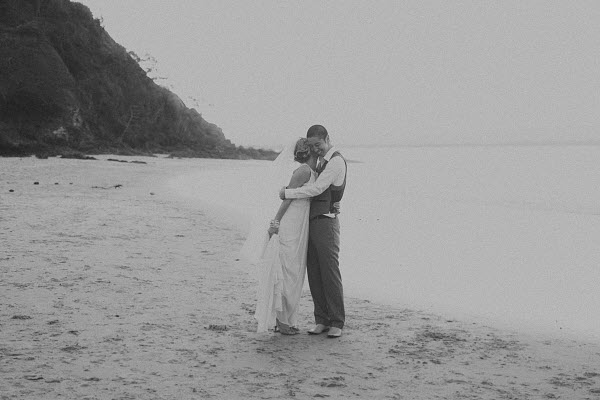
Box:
[77,1,600,148]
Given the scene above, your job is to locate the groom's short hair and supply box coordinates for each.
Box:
[306,125,329,140]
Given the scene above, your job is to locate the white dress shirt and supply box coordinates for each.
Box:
[284,147,346,199]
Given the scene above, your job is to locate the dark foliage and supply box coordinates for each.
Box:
[0,0,277,160]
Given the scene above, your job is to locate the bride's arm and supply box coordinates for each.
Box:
[271,165,312,225]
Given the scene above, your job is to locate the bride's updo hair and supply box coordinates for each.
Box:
[294,138,311,163]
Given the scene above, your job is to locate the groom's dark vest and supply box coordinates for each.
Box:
[310,152,347,219]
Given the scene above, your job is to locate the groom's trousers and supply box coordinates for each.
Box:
[307,216,345,329]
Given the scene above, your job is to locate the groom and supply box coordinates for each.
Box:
[279,125,347,338]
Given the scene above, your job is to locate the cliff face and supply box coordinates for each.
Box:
[0,0,275,159]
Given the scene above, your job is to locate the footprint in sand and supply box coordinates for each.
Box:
[11,315,32,320]
[23,375,44,381]
[207,324,228,331]
[319,376,346,388]
[61,344,87,352]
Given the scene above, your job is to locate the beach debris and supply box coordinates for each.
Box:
[60,152,97,160]
[34,181,39,185]
[47,320,59,325]
[23,375,44,381]
[11,315,32,320]
[91,184,123,189]
[55,182,59,185]
[207,324,228,331]
[68,330,79,335]
[9,189,14,192]
[107,158,147,164]
[150,192,155,195]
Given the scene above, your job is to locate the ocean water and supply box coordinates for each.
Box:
[172,145,600,342]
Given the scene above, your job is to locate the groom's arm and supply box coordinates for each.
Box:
[282,157,344,199]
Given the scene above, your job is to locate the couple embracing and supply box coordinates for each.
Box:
[241,125,347,338]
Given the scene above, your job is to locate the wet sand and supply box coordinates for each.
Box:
[1,156,599,399]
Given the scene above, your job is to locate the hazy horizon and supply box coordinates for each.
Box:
[77,1,600,149]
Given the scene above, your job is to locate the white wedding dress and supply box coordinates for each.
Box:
[253,166,316,333]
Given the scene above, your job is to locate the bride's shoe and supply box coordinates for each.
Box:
[276,319,299,335]
[281,327,299,335]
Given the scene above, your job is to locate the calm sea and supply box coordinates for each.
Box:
[174,145,600,342]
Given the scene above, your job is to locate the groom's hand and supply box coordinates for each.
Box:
[279,186,286,200]
[333,202,341,214]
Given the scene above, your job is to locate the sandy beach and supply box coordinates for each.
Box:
[2,155,600,399]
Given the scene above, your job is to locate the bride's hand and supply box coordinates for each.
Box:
[268,219,280,237]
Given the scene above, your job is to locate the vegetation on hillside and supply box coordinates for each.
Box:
[0,0,277,159]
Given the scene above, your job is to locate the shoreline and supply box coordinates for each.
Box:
[171,149,600,346]
[2,155,600,399]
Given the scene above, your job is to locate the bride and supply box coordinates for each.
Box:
[241,138,317,335]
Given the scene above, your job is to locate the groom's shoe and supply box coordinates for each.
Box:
[327,327,342,338]
[307,324,330,335]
